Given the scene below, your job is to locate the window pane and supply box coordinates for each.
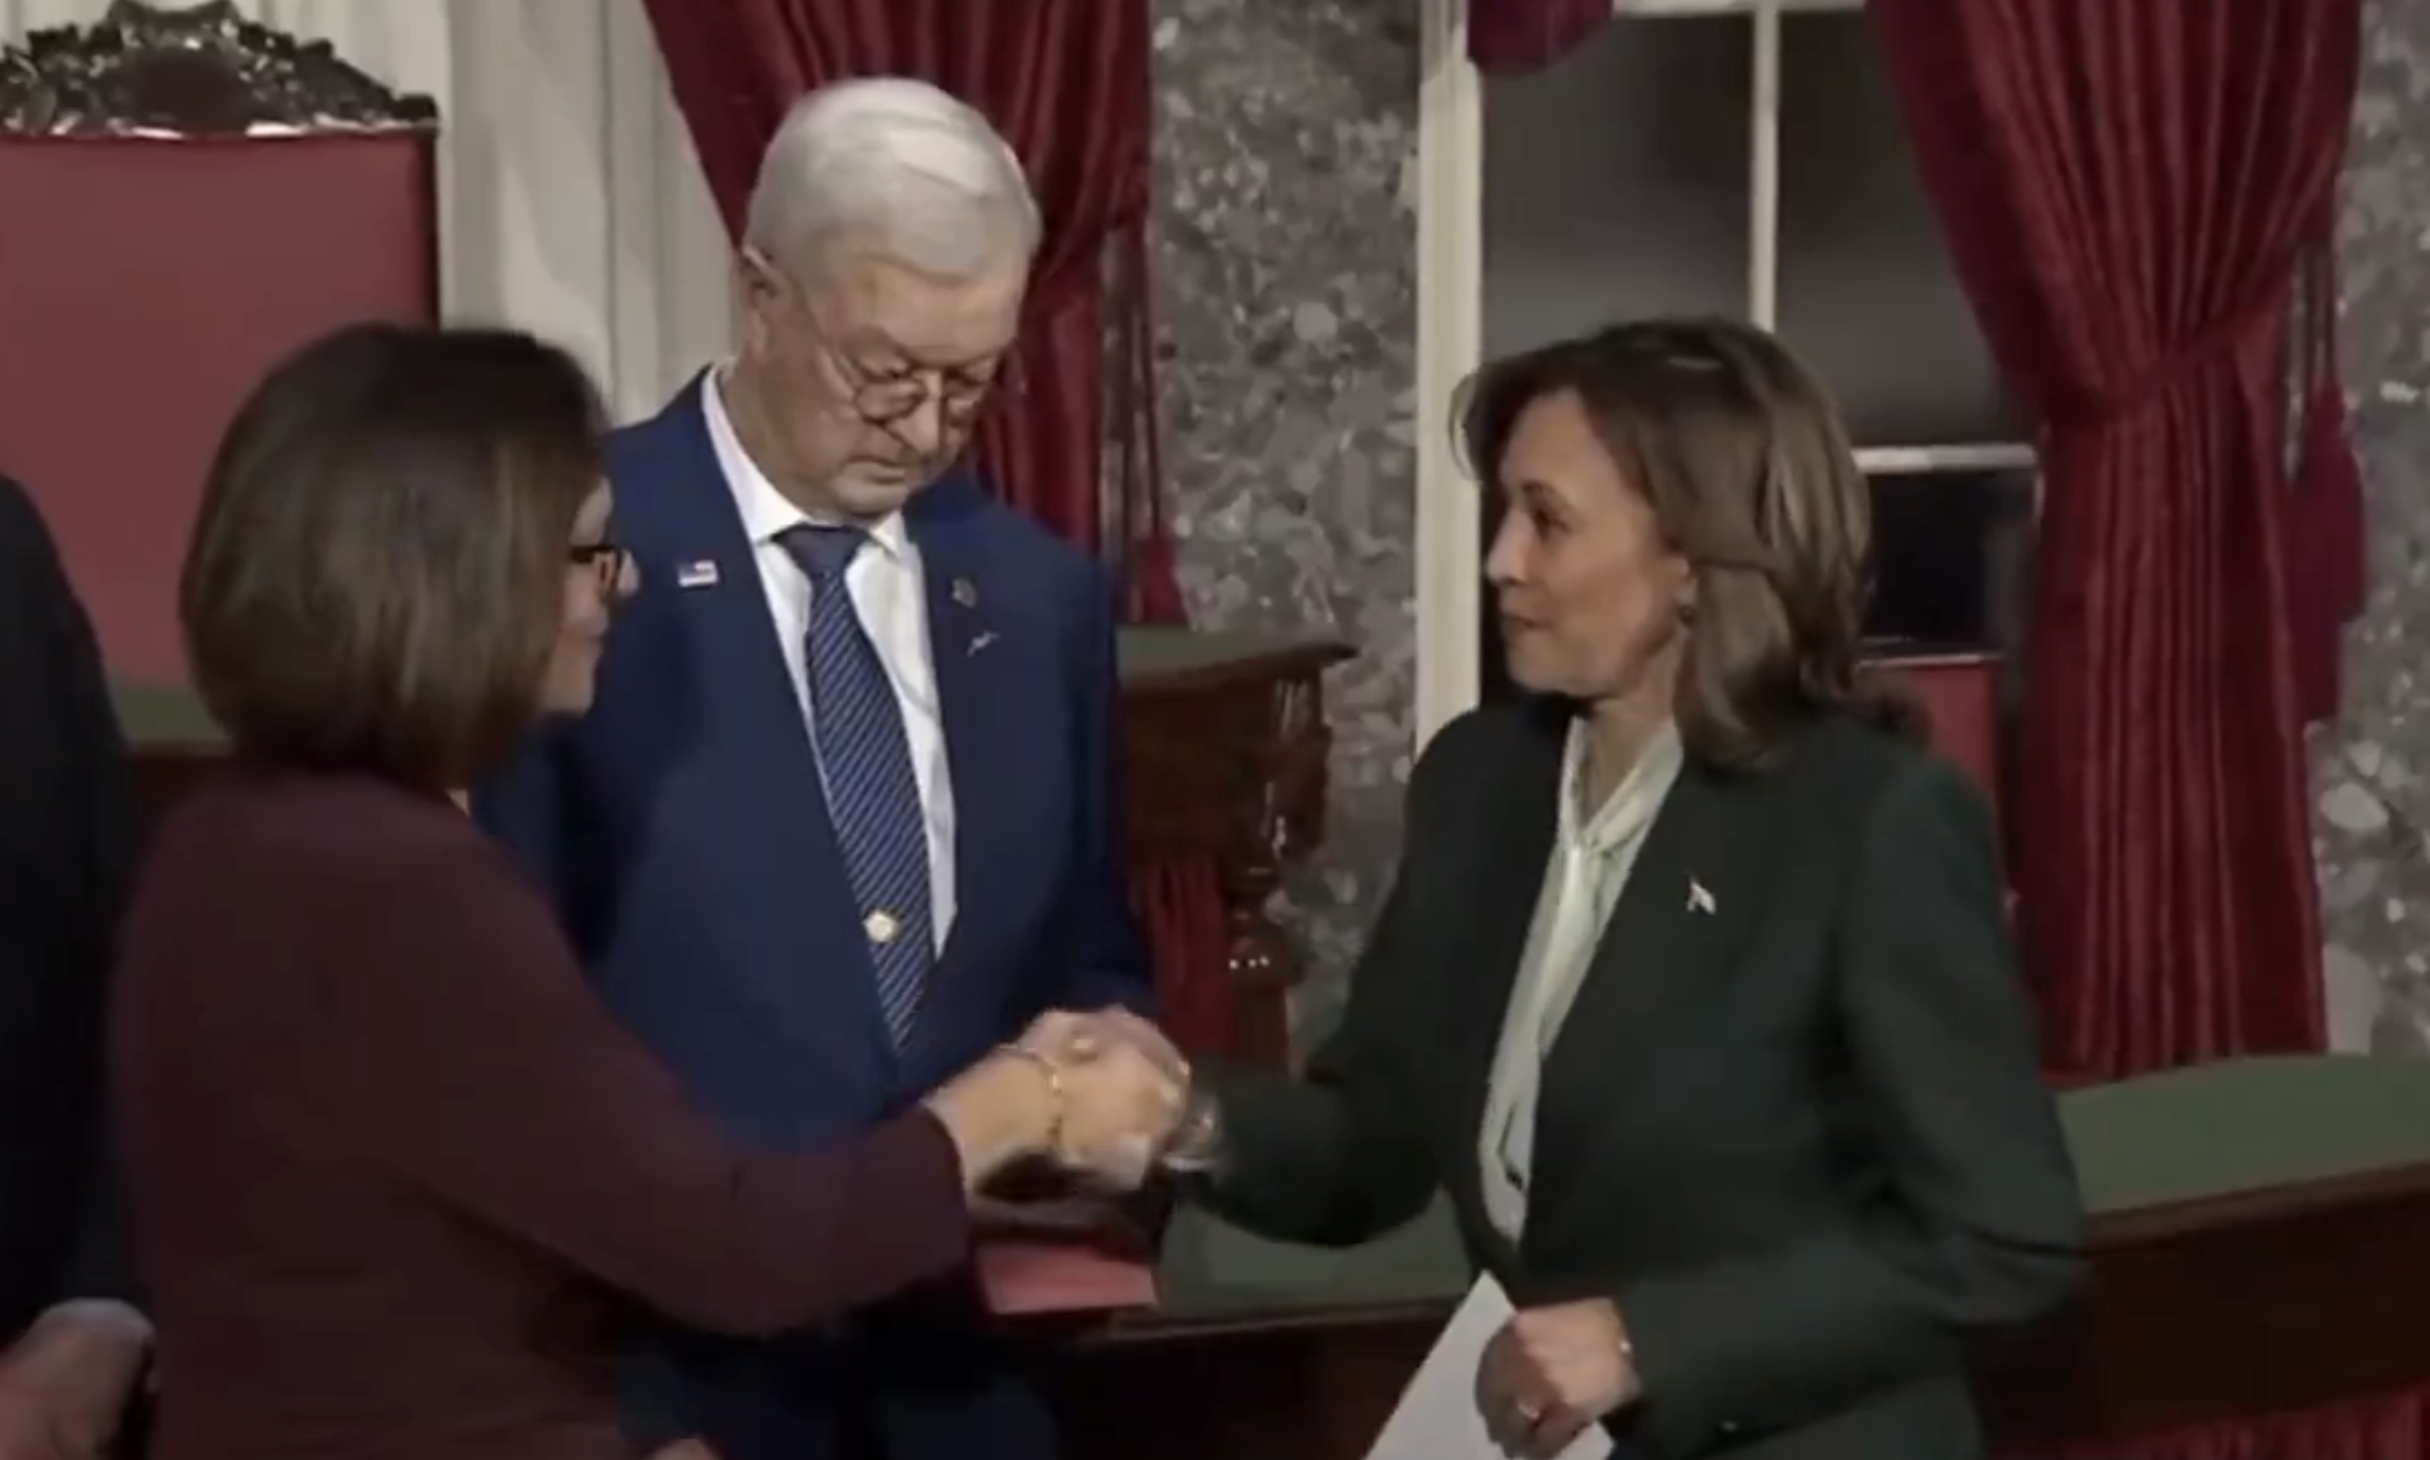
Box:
[1865,469,2036,665]
[1777,13,2016,446]
[1482,19,1752,358]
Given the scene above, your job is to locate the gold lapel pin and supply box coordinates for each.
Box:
[951,577,978,608]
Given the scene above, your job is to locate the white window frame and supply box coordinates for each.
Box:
[1414,0,1485,743]
[1412,0,2031,748]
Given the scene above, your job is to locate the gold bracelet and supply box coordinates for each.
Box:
[994,1042,1066,1156]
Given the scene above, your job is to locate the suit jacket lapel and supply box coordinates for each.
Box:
[617,380,896,1068]
[1522,749,1807,1229]
[635,379,817,777]
[899,477,1043,1070]
[1444,704,1566,1255]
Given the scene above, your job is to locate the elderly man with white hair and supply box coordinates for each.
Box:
[478,79,1167,1460]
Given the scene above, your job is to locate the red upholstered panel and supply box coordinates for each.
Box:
[1894,652,2003,834]
[0,133,436,681]
[1865,648,2005,845]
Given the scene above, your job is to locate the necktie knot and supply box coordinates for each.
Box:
[782,523,868,584]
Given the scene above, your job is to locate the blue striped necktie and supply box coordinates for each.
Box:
[778,524,931,1047]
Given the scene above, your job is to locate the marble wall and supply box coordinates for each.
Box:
[1152,0,2430,1047]
[1150,0,1419,1030]
[2316,0,2430,1054]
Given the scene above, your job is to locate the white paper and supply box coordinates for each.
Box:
[1363,1275,1615,1460]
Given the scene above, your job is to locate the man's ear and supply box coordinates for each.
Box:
[732,250,781,358]
[736,246,793,312]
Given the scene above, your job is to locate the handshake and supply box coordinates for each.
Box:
[929,1009,1213,1193]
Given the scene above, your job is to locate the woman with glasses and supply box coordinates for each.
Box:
[108,323,1180,1460]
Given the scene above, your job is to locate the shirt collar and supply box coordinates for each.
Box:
[702,366,910,561]
[1558,716,1685,857]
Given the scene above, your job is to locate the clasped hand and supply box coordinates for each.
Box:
[1015,1007,1192,1189]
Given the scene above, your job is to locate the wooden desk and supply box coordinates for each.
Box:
[1034,1176,2430,1460]
[1026,1057,2430,1460]
[112,628,1353,1068]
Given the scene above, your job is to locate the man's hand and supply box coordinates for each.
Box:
[0,1309,149,1460]
[1475,1299,1640,1458]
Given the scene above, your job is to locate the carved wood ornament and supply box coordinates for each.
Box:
[0,0,436,136]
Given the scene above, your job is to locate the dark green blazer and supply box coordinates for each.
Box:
[1200,701,2083,1460]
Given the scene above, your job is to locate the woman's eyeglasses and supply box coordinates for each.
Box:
[568,541,631,589]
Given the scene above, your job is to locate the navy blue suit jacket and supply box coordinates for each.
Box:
[475,381,1152,1460]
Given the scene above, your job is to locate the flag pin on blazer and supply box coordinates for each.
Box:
[1687,878,1717,915]
[951,576,978,608]
[675,559,720,589]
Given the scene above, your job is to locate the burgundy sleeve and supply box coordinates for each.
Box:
[311,836,975,1336]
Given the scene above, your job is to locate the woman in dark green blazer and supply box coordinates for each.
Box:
[1146,318,2083,1460]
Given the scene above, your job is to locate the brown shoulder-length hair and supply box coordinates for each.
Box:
[1457,315,1920,767]
[181,322,607,789]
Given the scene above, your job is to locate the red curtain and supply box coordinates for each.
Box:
[1862,23,2382,1458]
[1868,0,2360,1084]
[638,0,1182,623]
[1468,0,1610,74]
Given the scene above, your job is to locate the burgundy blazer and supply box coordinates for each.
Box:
[112,767,977,1460]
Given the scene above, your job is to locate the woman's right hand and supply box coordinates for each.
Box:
[920,1010,1187,1191]
[1021,1010,1189,1188]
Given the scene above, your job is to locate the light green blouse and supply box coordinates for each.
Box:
[1478,718,1686,1240]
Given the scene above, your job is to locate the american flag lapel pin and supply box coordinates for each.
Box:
[1687,878,1717,915]
[952,577,989,653]
[674,558,721,589]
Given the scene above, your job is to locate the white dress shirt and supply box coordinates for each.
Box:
[702,372,958,950]
[1479,719,1685,1240]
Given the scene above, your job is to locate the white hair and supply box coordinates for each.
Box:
[744,78,1042,278]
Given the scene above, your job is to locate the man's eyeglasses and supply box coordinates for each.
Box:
[830,356,1003,433]
[789,289,1008,434]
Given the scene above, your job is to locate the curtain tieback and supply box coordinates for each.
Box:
[2037,288,2284,429]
